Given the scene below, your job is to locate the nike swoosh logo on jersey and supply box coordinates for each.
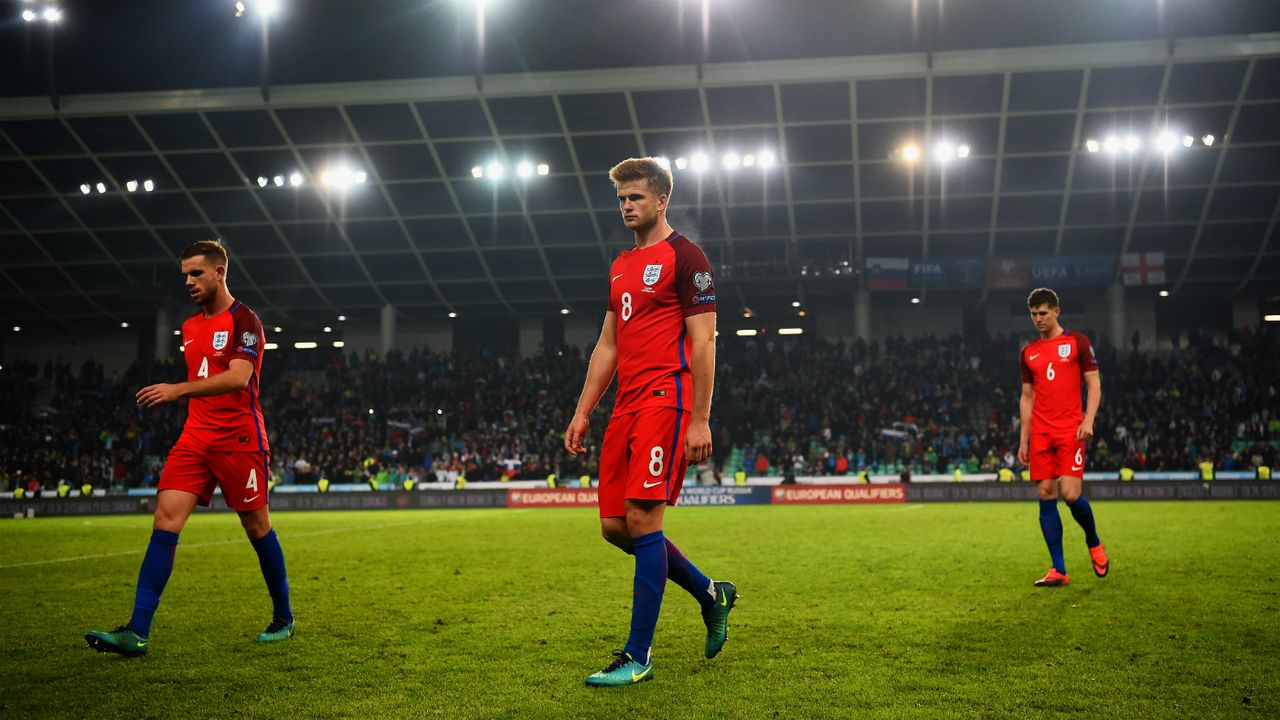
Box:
[243,494,260,503]
[643,480,662,489]
[183,340,195,346]
[1029,353,1039,360]
[611,273,624,283]
[1071,466,1083,472]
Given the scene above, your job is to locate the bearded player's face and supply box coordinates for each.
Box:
[182,256,223,307]
[617,180,666,232]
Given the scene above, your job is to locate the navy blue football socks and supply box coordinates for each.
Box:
[664,536,715,610]
[129,529,179,638]
[251,528,293,623]
[1039,499,1066,574]
[1066,496,1101,548]
[623,531,667,664]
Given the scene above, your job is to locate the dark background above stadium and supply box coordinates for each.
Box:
[3,0,1280,97]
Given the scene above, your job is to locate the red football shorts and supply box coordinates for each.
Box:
[1028,432,1086,481]
[598,407,689,518]
[159,443,271,511]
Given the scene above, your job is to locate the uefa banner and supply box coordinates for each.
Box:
[770,483,907,505]
[508,488,598,507]
[678,486,772,506]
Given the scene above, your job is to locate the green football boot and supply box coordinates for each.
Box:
[256,618,295,643]
[702,580,738,659]
[85,625,149,656]
[584,650,653,687]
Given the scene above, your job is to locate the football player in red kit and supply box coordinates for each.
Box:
[565,157,736,686]
[86,239,293,655]
[1018,287,1109,587]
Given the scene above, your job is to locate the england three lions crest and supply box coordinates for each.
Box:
[643,264,663,286]
[213,331,229,350]
[1058,343,1071,358]
[692,271,714,293]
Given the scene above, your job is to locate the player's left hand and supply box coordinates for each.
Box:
[1076,418,1095,441]
[685,420,712,466]
[136,383,184,407]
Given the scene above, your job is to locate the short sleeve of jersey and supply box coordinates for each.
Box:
[673,237,716,316]
[230,307,264,363]
[1075,332,1099,375]
[1019,347,1033,384]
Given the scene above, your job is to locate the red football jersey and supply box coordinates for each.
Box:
[1019,330,1098,435]
[177,301,269,452]
[607,231,716,415]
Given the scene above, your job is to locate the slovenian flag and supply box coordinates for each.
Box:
[866,257,909,291]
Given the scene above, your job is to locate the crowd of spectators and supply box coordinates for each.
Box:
[2,324,1277,492]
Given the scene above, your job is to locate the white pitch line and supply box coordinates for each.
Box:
[0,518,428,570]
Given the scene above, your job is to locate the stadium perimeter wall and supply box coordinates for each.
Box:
[4,482,1275,519]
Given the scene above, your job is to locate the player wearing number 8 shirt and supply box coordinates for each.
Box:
[86,240,294,656]
[1018,287,1109,588]
[565,158,737,687]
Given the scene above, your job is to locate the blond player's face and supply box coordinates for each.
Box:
[616,180,667,232]
[181,256,224,307]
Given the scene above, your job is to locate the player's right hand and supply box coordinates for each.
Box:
[1017,442,1029,465]
[564,414,589,456]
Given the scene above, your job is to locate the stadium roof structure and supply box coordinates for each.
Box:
[2,7,1280,329]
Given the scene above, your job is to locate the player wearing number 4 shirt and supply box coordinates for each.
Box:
[565,157,737,687]
[1018,288,1109,588]
[86,239,294,656]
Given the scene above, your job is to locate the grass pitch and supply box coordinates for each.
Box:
[1,501,1276,719]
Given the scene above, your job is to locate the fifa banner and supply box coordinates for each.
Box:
[770,483,907,505]
[866,257,909,291]
[909,258,985,287]
[507,486,772,508]
[1030,256,1116,287]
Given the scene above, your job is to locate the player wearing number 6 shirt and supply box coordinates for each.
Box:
[1018,287,1109,588]
[86,239,294,656]
[565,157,736,687]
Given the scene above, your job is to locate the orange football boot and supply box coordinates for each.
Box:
[1034,568,1070,587]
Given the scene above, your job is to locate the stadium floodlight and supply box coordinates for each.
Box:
[911,297,921,304]
[173,329,181,336]
[333,341,345,348]
[957,145,971,159]
[742,154,756,167]
[273,175,284,187]
[289,172,302,187]
[79,183,90,195]
[337,315,346,321]
[1085,139,1100,153]
[654,156,671,171]
[560,308,570,315]
[1264,314,1280,322]
[516,161,533,178]
[143,180,154,192]
[257,176,268,187]
[777,328,803,336]
[323,326,332,333]
[1159,290,1170,297]
[126,180,138,192]
[674,157,689,170]
[934,142,955,163]
[436,408,444,415]
[735,329,758,337]
[1124,135,1141,153]
[43,7,61,22]
[722,152,741,170]
[1182,135,1195,148]
[690,153,709,172]
[1202,133,1215,146]
[263,342,279,350]
[742,309,753,318]
[1103,136,1121,155]
[470,166,484,178]
[447,311,458,318]
[797,310,807,317]
[12,326,20,332]
[536,163,550,176]
[260,0,280,16]
[485,162,504,179]
[273,326,282,332]
[901,144,920,163]
[293,341,317,349]
[235,1,246,17]
[120,322,129,328]
[95,182,106,194]
[791,301,801,307]
[354,171,367,184]
[22,9,36,21]
[1155,132,1179,154]
[757,150,776,168]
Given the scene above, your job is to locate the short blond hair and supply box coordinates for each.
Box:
[608,157,673,198]
[181,239,228,266]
